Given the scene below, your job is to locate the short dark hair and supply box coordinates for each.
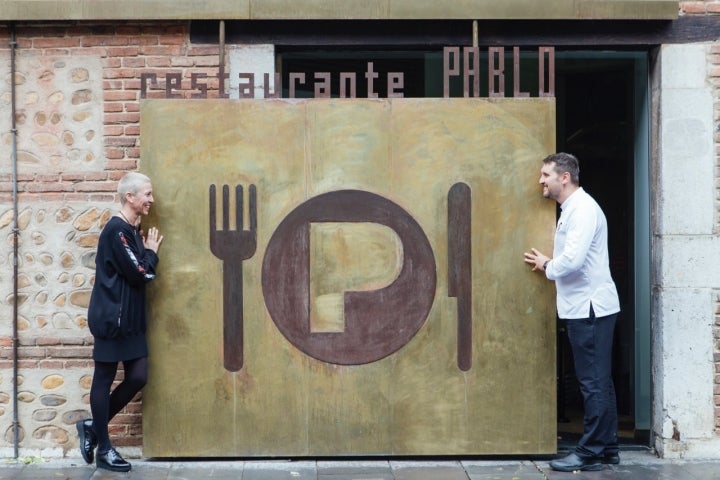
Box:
[543,152,580,185]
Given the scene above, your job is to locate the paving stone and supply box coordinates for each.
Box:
[678,462,720,479]
[243,460,316,480]
[608,463,719,480]
[463,460,544,479]
[317,460,392,473]
[318,474,394,480]
[317,460,393,479]
[166,462,243,479]
[392,465,469,480]
[11,465,94,480]
[0,465,24,480]
[129,464,171,479]
[467,474,546,480]
[538,463,621,480]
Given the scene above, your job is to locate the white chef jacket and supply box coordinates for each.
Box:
[545,187,620,319]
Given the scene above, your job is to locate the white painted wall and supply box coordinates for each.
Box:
[228,44,277,99]
[655,43,720,459]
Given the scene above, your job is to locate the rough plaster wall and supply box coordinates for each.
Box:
[0,201,114,456]
[0,52,105,456]
[0,54,104,173]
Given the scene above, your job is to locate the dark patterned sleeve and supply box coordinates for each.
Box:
[111,229,159,287]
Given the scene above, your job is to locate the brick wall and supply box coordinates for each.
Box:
[0,21,224,455]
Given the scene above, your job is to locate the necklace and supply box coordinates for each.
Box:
[119,211,133,225]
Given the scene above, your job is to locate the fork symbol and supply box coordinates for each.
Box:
[209,184,257,372]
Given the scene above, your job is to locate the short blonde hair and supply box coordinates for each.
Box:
[118,172,151,205]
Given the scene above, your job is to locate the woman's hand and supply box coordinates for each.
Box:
[143,227,164,253]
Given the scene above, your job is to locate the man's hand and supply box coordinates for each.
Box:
[524,247,550,272]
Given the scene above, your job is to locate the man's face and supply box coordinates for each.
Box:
[539,162,565,201]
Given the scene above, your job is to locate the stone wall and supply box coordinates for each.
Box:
[679,0,720,436]
[0,21,224,456]
[714,38,720,434]
[652,40,719,458]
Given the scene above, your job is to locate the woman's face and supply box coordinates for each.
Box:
[129,182,154,216]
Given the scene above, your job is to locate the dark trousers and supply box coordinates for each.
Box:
[564,309,618,458]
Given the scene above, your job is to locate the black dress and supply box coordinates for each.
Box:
[88,216,159,362]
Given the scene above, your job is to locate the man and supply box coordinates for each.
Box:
[524,152,620,472]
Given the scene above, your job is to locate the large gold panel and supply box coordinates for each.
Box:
[140,98,557,457]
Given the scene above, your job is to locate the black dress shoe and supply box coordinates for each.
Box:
[603,453,620,464]
[549,453,603,472]
[75,419,96,464]
[96,448,131,472]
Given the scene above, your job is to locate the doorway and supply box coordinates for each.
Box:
[554,52,651,447]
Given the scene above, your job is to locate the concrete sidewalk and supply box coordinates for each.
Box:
[0,450,718,480]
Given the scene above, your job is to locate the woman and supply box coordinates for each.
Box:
[77,172,163,472]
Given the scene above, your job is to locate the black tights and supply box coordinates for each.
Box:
[90,357,147,453]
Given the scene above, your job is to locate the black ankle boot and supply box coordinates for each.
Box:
[75,419,96,464]
[96,447,131,472]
